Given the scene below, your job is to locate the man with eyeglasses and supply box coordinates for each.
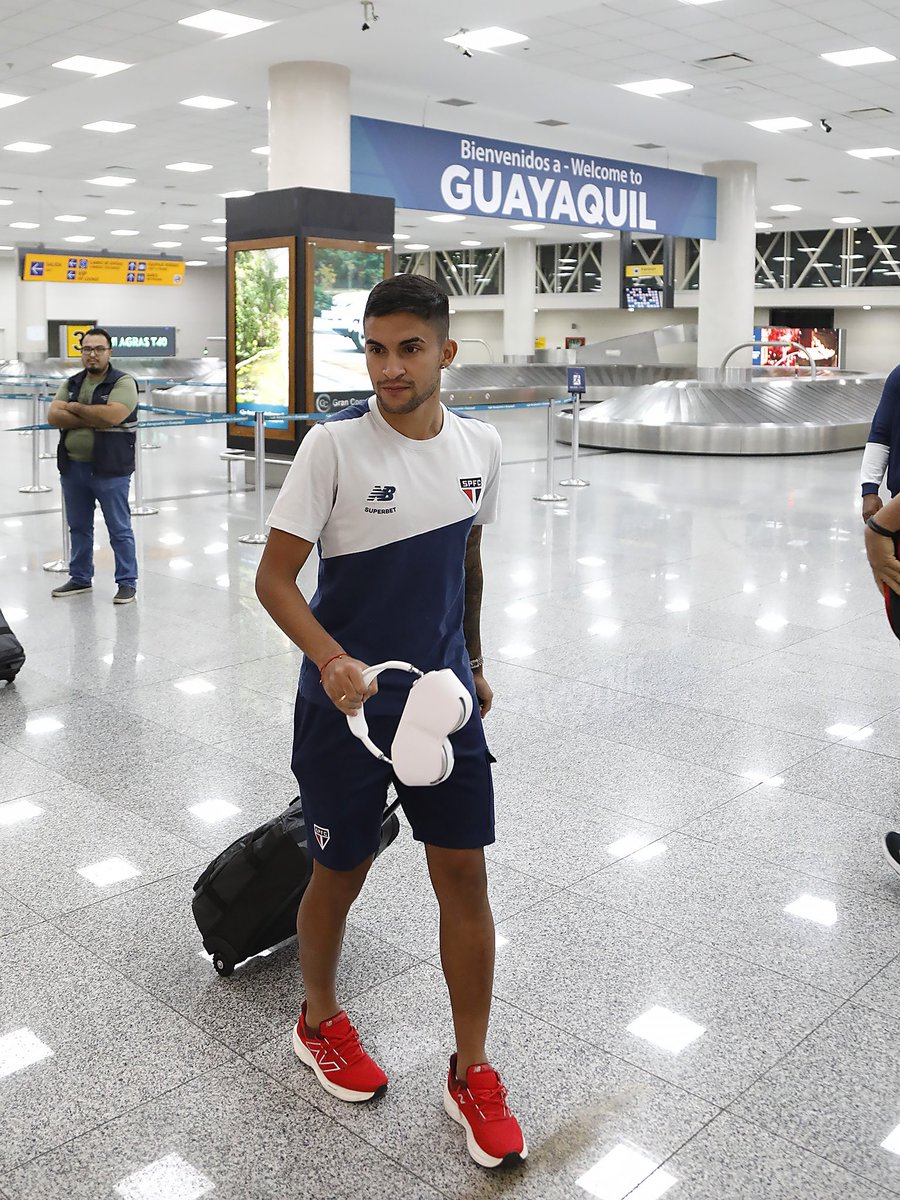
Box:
[47,327,140,604]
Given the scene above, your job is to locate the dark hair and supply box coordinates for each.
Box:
[82,327,112,348]
[364,274,450,341]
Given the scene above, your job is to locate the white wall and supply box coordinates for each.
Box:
[0,258,17,359]
[42,266,226,359]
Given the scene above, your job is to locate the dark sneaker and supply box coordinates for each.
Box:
[113,586,136,605]
[52,580,92,598]
[883,832,900,878]
[444,1054,527,1168]
[292,1003,388,1102]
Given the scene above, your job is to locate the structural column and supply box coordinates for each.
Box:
[268,62,351,192]
[15,278,48,361]
[502,238,536,361]
[697,160,757,376]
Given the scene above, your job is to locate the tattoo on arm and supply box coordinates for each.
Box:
[463,524,484,660]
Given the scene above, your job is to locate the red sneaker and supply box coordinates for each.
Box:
[443,1054,528,1168]
[292,1003,388,1102]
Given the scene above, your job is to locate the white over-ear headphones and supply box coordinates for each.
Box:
[345,661,473,787]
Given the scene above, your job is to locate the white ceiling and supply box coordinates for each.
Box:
[2,0,900,262]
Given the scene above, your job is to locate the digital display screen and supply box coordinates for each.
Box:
[306,240,390,411]
[625,285,663,310]
[753,326,839,368]
[231,242,293,430]
[227,237,295,441]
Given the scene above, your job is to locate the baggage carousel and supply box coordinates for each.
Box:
[443,364,884,456]
[553,373,885,455]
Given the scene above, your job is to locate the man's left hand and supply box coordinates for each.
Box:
[473,671,493,717]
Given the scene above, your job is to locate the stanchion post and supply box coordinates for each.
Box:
[40,395,55,459]
[19,393,52,494]
[129,421,158,516]
[43,491,70,573]
[533,399,567,504]
[239,410,269,544]
[560,366,589,489]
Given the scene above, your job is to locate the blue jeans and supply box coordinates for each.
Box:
[60,460,138,588]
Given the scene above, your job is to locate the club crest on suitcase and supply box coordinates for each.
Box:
[314,824,331,850]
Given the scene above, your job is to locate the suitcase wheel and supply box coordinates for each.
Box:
[213,953,234,976]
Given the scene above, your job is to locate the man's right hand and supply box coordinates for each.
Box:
[863,494,884,523]
[320,655,378,715]
[865,525,900,596]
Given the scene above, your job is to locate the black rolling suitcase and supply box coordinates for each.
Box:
[0,607,25,684]
[192,795,401,976]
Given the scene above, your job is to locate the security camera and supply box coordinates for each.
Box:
[461,47,472,58]
[820,118,832,133]
[361,20,369,30]
[360,1,378,30]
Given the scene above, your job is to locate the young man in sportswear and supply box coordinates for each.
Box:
[255,274,526,1169]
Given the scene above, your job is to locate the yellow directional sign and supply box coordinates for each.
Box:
[22,253,185,286]
[625,263,664,278]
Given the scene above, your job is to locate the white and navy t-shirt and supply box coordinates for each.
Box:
[267,396,501,714]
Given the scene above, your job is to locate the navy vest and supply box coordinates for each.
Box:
[57,366,138,477]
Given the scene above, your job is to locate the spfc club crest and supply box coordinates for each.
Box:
[314,824,330,850]
[459,476,483,506]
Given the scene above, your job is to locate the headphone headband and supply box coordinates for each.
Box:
[346,662,423,761]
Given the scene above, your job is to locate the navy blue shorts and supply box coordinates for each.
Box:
[291,696,495,871]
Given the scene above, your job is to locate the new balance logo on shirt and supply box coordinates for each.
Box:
[366,485,396,502]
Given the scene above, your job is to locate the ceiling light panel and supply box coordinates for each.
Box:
[180,95,236,109]
[748,117,812,132]
[820,47,896,67]
[166,162,213,172]
[847,147,900,159]
[87,176,135,187]
[617,78,693,97]
[4,142,50,153]
[52,56,131,76]
[82,121,135,133]
[0,94,27,109]
[179,10,273,36]
[444,27,529,53]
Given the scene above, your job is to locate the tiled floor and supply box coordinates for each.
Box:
[2,400,900,1199]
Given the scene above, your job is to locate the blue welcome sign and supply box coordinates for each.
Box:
[351,117,717,240]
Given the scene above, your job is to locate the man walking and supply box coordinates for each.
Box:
[255,274,526,1169]
[47,327,139,604]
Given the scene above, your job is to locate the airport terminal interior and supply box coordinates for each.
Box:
[4,1,900,1198]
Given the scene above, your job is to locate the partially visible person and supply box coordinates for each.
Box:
[47,328,139,604]
[859,365,900,524]
[862,490,900,878]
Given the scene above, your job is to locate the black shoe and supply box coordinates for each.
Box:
[52,579,92,598]
[883,832,900,879]
[113,585,137,605]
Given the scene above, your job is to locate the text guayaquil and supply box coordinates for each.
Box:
[441,138,658,231]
